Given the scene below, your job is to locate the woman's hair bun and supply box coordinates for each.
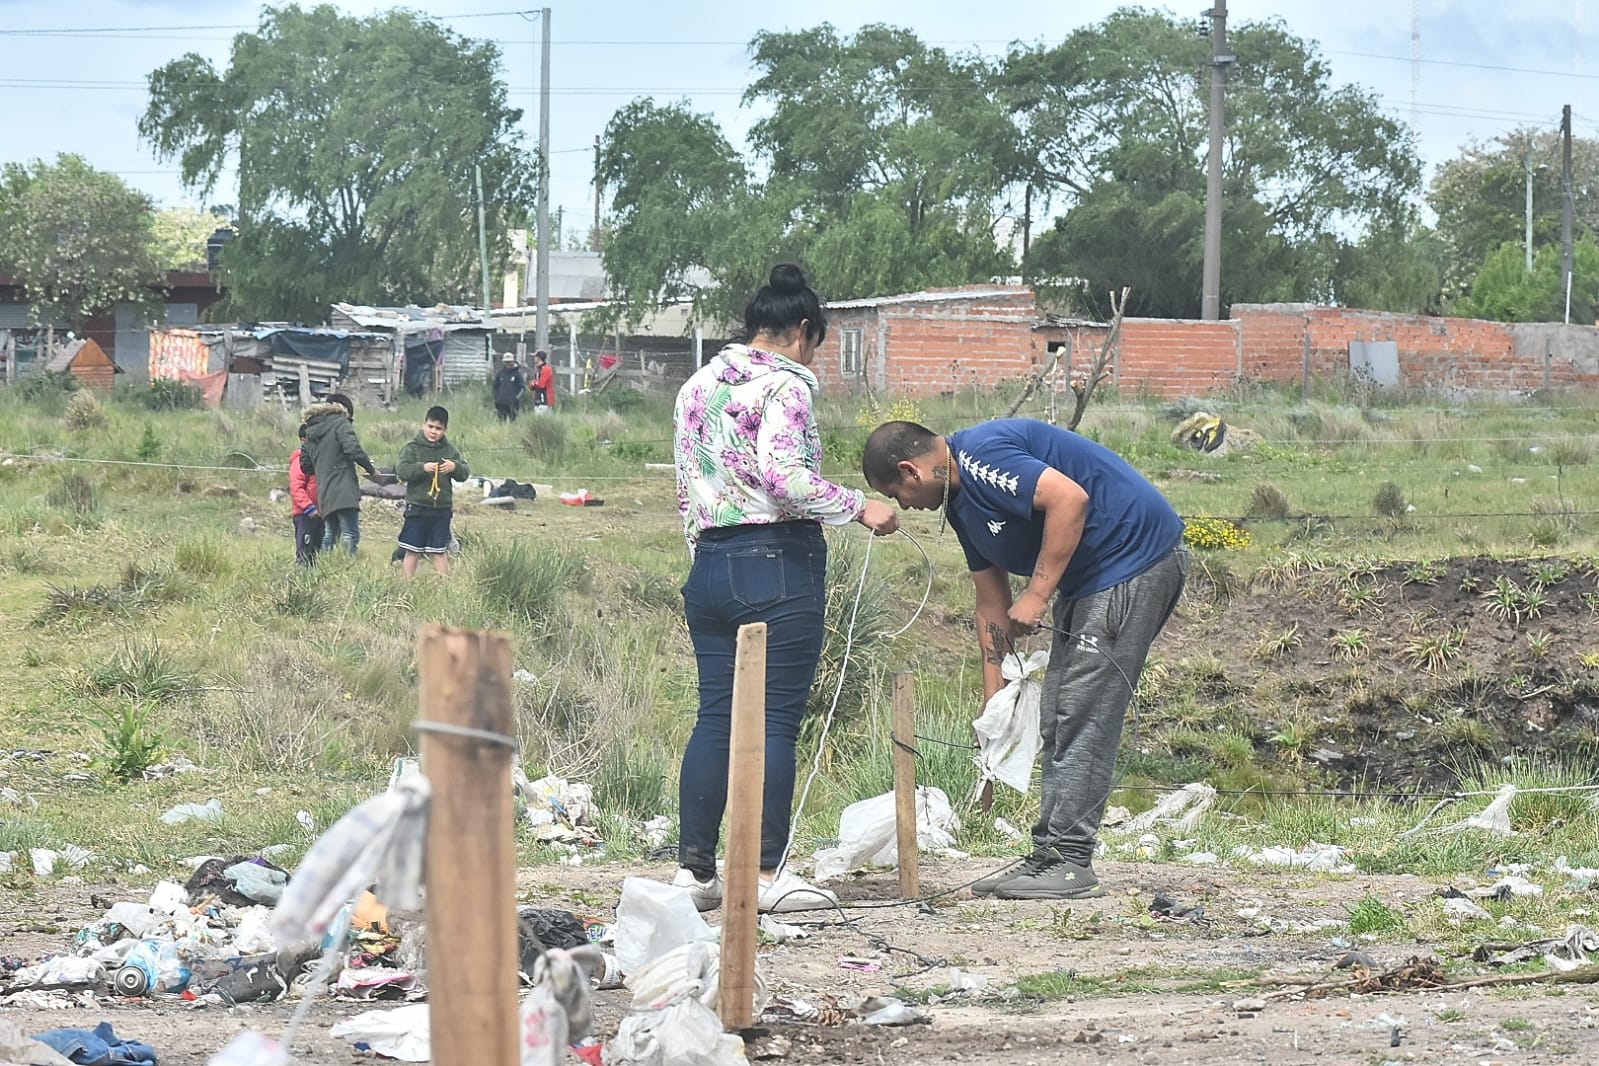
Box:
[768,263,808,294]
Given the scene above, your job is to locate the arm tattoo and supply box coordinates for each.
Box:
[983,620,1008,665]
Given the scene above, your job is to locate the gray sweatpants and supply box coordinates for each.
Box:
[1033,544,1189,865]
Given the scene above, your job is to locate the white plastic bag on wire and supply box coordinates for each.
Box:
[608,997,748,1066]
[970,650,1048,797]
[813,787,960,883]
[613,877,717,982]
[1121,782,1217,835]
[1444,783,1516,835]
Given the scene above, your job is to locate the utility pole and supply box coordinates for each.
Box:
[1525,152,1535,273]
[1200,1,1231,321]
[1562,104,1574,323]
[474,164,491,310]
[536,6,551,352]
[593,135,602,251]
[1021,184,1033,280]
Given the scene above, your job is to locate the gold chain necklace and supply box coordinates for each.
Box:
[938,442,953,538]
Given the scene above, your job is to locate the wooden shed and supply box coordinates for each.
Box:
[45,338,120,391]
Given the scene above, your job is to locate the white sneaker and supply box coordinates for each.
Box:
[671,868,722,912]
[757,870,838,914]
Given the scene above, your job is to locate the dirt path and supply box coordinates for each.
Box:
[3,857,1595,1065]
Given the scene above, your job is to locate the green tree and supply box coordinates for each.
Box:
[596,24,1017,323]
[0,154,164,328]
[1016,11,1419,317]
[745,25,1016,298]
[1457,237,1599,324]
[151,206,228,272]
[1332,223,1446,314]
[1427,127,1599,303]
[139,3,536,322]
[596,100,750,326]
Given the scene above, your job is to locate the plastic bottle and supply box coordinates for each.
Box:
[154,940,192,993]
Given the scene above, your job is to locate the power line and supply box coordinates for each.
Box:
[1326,46,1599,83]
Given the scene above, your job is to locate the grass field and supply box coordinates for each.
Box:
[2,373,1598,896]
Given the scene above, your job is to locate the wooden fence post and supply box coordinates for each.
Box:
[418,626,518,1066]
[720,622,766,1031]
[892,673,920,899]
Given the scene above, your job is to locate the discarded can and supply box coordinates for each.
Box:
[114,962,152,997]
[115,941,160,996]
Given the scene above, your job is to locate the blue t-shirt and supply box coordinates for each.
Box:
[946,419,1184,598]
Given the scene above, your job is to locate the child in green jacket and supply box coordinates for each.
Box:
[394,405,471,578]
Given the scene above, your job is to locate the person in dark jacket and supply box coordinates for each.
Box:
[394,405,471,577]
[299,392,377,555]
[492,353,527,421]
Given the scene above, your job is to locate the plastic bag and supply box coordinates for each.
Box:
[161,798,225,824]
[1121,783,1217,834]
[223,861,288,906]
[612,877,715,981]
[608,997,747,1066]
[813,787,959,883]
[329,1003,430,1062]
[971,650,1048,795]
[9,956,104,990]
[519,981,568,1066]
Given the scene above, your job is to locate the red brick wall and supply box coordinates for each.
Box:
[818,288,1039,397]
[1114,318,1239,397]
[821,292,1599,400]
[1235,304,1599,391]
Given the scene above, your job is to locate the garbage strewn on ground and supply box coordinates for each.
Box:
[30,1022,156,1066]
[1170,412,1261,455]
[1234,842,1356,875]
[0,1020,75,1066]
[1473,924,1599,970]
[813,786,959,882]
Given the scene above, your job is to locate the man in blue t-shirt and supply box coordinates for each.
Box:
[863,418,1189,900]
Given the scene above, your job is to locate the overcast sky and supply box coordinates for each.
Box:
[0,0,1593,236]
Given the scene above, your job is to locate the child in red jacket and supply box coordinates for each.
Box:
[289,424,323,565]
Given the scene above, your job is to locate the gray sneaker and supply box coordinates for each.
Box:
[970,852,1058,897]
[994,858,1104,900]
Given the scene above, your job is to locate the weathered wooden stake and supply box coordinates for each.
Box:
[892,672,921,899]
[720,622,766,1031]
[418,626,518,1066]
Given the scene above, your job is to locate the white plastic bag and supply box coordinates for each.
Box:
[519,981,568,1066]
[628,942,721,1012]
[971,650,1048,795]
[813,787,960,882]
[1122,782,1217,834]
[608,997,748,1066]
[161,798,225,824]
[329,1004,431,1062]
[613,877,716,981]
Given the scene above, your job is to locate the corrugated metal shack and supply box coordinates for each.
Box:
[148,324,393,407]
[330,303,495,395]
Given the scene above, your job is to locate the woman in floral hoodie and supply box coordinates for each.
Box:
[671,264,899,914]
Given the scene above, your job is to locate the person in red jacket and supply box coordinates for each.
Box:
[288,424,322,566]
[531,350,556,409]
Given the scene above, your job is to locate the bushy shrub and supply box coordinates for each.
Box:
[63,390,108,431]
[138,378,204,411]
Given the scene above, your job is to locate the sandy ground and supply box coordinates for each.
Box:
[3,856,1596,1065]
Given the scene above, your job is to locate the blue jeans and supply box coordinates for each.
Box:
[679,521,827,875]
[321,507,361,554]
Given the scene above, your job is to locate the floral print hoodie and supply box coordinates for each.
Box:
[674,344,865,554]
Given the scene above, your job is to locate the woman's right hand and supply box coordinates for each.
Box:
[858,499,900,536]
